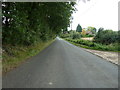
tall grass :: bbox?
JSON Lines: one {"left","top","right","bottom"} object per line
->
{"left": 3, "top": 40, "right": 54, "bottom": 74}
{"left": 66, "top": 38, "right": 119, "bottom": 51}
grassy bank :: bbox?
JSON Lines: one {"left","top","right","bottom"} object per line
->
{"left": 65, "top": 38, "right": 119, "bottom": 52}
{"left": 3, "top": 39, "right": 55, "bottom": 74}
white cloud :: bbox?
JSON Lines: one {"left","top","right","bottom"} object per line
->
{"left": 70, "top": 0, "right": 119, "bottom": 31}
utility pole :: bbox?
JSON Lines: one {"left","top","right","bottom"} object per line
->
{"left": 70, "top": 17, "right": 73, "bottom": 30}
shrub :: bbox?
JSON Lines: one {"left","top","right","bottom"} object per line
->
{"left": 69, "top": 31, "right": 81, "bottom": 39}
{"left": 66, "top": 38, "right": 119, "bottom": 51}
{"left": 60, "top": 34, "right": 70, "bottom": 38}
{"left": 72, "top": 33, "right": 81, "bottom": 39}
{"left": 94, "top": 30, "right": 118, "bottom": 45}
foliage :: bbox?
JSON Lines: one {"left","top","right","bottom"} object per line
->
{"left": 60, "top": 30, "right": 81, "bottom": 39}
{"left": 2, "top": 2, "right": 76, "bottom": 45}
{"left": 3, "top": 40, "right": 54, "bottom": 74}
{"left": 76, "top": 24, "right": 82, "bottom": 32}
{"left": 94, "top": 29, "right": 118, "bottom": 45}
{"left": 81, "top": 33, "right": 94, "bottom": 37}
{"left": 66, "top": 38, "right": 119, "bottom": 51}
{"left": 72, "top": 32, "right": 81, "bottom": 39}
{"left": 85, "top": 34, "right": 94, "bottom": 37}
{"left": 80, "top": 26, "right": 97, "bottom": 37}
{"left": 60, "top": 33, "right": 70, "bottom": 38}
{"left": 87, "top": 26, "right": 97, "bottom": 34}
{"left": 81, "top": 29, "right": 86, "bottom": 36}
{"left": 62, "top": 27, "right": 68, "bottom": 34}
{"left": 69, "top": 30, "right": 80, "bottom": 39}
{"left": 98, "top": 27, "right": 104, "bottom": 31}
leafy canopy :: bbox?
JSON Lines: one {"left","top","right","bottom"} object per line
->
{"left": 2, "top": 2, "right": 76, "bottom": 45}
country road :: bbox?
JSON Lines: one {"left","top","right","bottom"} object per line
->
{"left": 3, "top": 37, "right": 118, "bottom": 88}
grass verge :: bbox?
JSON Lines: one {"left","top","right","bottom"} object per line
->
{"left": 2, "top": 39, "right": 55, "bottom": 74}
{"left": 65, "top": 38, "right": 119, "bottom": 52}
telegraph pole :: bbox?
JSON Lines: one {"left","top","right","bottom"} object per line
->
{"left": 70, "top": 17, "right": 73, "bottom": 30}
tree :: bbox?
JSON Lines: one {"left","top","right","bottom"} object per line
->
{"left": 76, "top": 24, "right": 82, "bottom": 32}
{"left": 63, "top": 27, "right": 68, "bottom": 34}
{"left": 69, "top": 31, "right": 81, "bottom": 39}
{"left": 94, "top": 29, "right": 118, "bottom": 44}
{"left": 87, "top": 26, "right": 97, "bottom": 34}
{"left": 2, "top": 2, "right": 76, "bottom": 45}
{"left": 98, "top": 27, "right": 104, "bottom": 31}
{"left": 91, "top": 27, "right": 97, "bottom": 34}
{"left": 81, "top": 29, "right": 86, "bottom": 36}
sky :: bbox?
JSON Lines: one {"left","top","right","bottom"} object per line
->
{"left": 69, "top": 0, "right": 119, "bottom": 31}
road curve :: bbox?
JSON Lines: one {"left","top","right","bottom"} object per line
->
{"left": 3, "top": 37, "right": 118, "bottom": 88}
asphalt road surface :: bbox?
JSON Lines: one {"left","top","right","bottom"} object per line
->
{"left": 3, "top": 37, "right": 118, "bottom": 88}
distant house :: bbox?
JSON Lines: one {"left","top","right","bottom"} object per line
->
{"left": 86, "top": 30, "right": 93, "bottom": 35}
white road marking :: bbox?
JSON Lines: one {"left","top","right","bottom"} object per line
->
{"left": 48, "top": 82, "right": 53, "bottom": 85}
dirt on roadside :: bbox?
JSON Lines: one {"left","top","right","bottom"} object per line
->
{"left": 81, "top": 37, "right": 94, "bottom": 41}
{"left": 84, "top": 49, "right": 118, "bottom": 65}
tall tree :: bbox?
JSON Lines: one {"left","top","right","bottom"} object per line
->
{"left": 87, "top": 26, "right": 97, "bottom": 34}
{"left": 76, "top": 24, "right": 82, "bottom": 32}
{"left": 2, "top": 2, "right": 76, "bottom": 45}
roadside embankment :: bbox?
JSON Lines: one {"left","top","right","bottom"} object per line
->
{"left": 84, "top": 48, "right": 118, "bottom": 65}
{"left": 65, "top": 38, "right": 118, "bottom": 52}
{"left": 2, "top": 40, "right": 55, "bottom": 74}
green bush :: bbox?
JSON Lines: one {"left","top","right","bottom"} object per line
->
{"left": 72, "top": 33, "right": 81, "bottom": 39}
{"left": 69, "top": 31, "right": 81, "bottom": 39}
{"left": 94, "top": 29, "right": 118, "bottom": 45}
{"left": 86, "top": 34, "right": 94, "bottom": 37}
{"left": 81, "top": 34, "right": 94, "bottom": 37}
{"left": 66, "top": 38, "right": 119, "bottom": 51}
{"left": 60, "top": 34, "right": 70, "bottom": 38}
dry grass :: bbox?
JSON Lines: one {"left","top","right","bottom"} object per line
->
{"left": 81, "top": 37, "right": 94, "bottom": 41}
{"left": 2, "top": 40, "right": 54, "bottom": 74}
